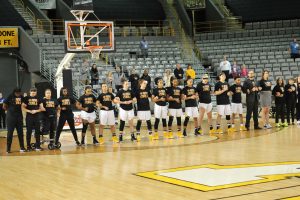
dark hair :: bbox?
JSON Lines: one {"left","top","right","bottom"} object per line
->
{"left": 91, "top": 64, "right": 98, "bottom": 72}
{"left": 121, "top": 78, "right": 128, "bottom": 85}
{"left": 276, "top": 77, "right": 284, "bottom": 86}
{"left": 85, "top": 85, "right": 92, "bottom": 90}
{"left": 261, "top": 69, "right": 269, "bottom": 80}
{"left": 13, "top": 87, "right": 21, "bottom": 93}
{"left": 154, "top": 77, "right": 163, "bottom": 85}
{"left": 138, "top": 79, "right": 146, "bottom": 88}
{"left": 234, "top": 76, "right": 241, "bottom": 80}
{"left": 30, "top": 88, "right": 37, "bottom": 92}
{"left": 60, "top": 87, "right": 68, "bottom": 96}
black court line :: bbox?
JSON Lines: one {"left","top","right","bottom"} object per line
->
{"left": 209, "top": 185, "right": 300, "bottom": 200}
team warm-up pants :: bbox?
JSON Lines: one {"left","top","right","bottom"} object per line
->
{"left": 245, "top": 100, "right": 259, "bottom": 128}
{"left": 26, "top": 114, "right": 41, "bottom": 148}
{"left": 6, "top": 114, "right": 25, "bottom": 151}
{"left": 55, "top": 113, "right": 79, "bottom": 144}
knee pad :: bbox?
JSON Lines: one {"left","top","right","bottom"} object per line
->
{"left": 136, "top": 120, "right": 142, "bottom": 131}
{"left": 146, "top": 120, "right": 152, "bottom": 131}
{"left": 162, "top": 119, "right": 167, "bottom": 127}
{"left": 168, "top": 116, "right": 174, "bottom": 127}
{"left": 82, "top": 123, "right": 88, "bottom": 133}
{"left": 176, "top": 117, "right": 181, "bottom": 126}
{"left": 119, "top": 120, "right": 125, "bottom": 131}
{"left": 184, "top": 117, "right": 190, "bottom": 126}
{"left": 154, "top": 118, "right": 160, "bottom": 130}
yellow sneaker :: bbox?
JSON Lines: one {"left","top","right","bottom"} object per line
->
{"left": 168, "top": 132, "right": 174, "bottom": 139}
{"left": 99, "top": 137, "right": 104, "bottom": 145}
{"left": 136, "top": 135, "right": 141, "bottom": 142}
{"left": 209, "top": 129, "right": 216, "bottom": 134}
{"left": 112, "top": 136, "right": 118, "bottom": 143}
{"left": 149, "top": 134, "right": 154, "bottom": 141}
{"left": 239, "top": 125, "right": 247, "bottom": 131}
{"left": 154, "top": 132, "right": 159, "bottom": 140}
{"left": 177, "top": 131, "right": 184, "bottom": 138}
{"left": 163, "top": 132, "right": 169, "bottom": 139}
{"left": 216, "top": 128, "right": 223, "bottom": 134}
{"left": 228, "top": 127, "right": 236, "bottom": 133}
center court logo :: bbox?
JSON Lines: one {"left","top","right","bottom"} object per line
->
{"left": 136, "top": 162, "right": 300, "bottom": 191}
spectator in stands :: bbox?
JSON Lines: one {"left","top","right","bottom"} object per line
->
{"left": 113, "top": 65, "right": 125, "bottom": 91}
{"left": 163, "top": 69, "right": 172, "bottom": 87}
{"left": 141, "top": 69, "right": 151, "bottom": 92}
{"left": 129, "top": 68, "right": 140, "bottom": 94}
{"left": 289, "top": 38, "right": 300, "bottom": 62}
{"left": 240, "top": 64, "right": 248, "bottom": 78}
{"left": 185, "top": 64, "right": 196, "bottom": 80}
{"left": 219, "top": 55, "right": 231, "bottom": 82}
{"left": 231, "top": 59, "right": 241, "bottom": 79}
{"left": 140, "top": 37, "right": 149, "bottom": 58}
{"left": 174, "top": 64, "right": 184, "bottom": 85}
{"left": 90, "top": 64, "right": 99, "bottom": 86}
{"left": 105, "top": 71, "right": 115, "bottom": 91}
{"left": 81, "top": 59, "right": 90, "bottom": 85}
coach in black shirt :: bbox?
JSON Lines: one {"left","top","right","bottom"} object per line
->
{"left": 242, "top": 70, "right": 261, "bottom": 130}
{"left": 174, "top": 64, "right": 184, "bottom": 85}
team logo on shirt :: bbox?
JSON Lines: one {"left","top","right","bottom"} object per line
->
{"left": 265, "top": 81, "right": 271, "bottom": 87}
{"left": 15, "top": 98, "right": 22, "bottom": 105}
{"left": 291, "top": 86, "right": 296, "bottom": 91}
{"left": 203, "top": 85, "right": 210, "bottom": 92}
{"left": 140, "top": 91, "right": 149, "bottom": 99}
{"left": 187, "top": 89, "right": 195, "bottom": 95}
{"left": 280, "top": 87, "right": 284, "bottom": 92}
{"left": 158, "top": 90, "right": 166, "bottom": 97}
{"left": 235, "top": 86, "right": 242, "bottom": 93}
{"left": 62, "top": 99, "right": 70, "bottom": 105}
{"left": 46, "top": 101, "right": 55, "bottom": 108}
{"left": 222, "top": 85, "right": 228, "bottom": 91}
{"left": 28, "top": 98, "right": 38, "bottom": 105}
{"left": 173, "top": 89, "right": 181, "bottom": 96}
{"left": 123, "top": 92, "right": 131, "bottom": 99}
{"left": 103, "top": 95, "right": 112, "bottom": 101}
{"left": 84, "top": 97, "right": 94, "bottom": 104}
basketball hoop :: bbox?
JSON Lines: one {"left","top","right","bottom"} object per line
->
{"left": 88, "top": 46, "right": 103, "bottom": 60}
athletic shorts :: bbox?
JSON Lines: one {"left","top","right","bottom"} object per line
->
{"left": 154, "top": 104, "right": 168, "bottom": 119}
{"left": 231, "top": 103, "right": 243, "bottom": 114}
{"left": 199, "top": 103, "right": 213, "bottom": 113}
{"left": 99, "top": 110, "right": 115, "bottom": 126}
{"left": 217, "top": 105, "right": 232, "bottom": 116}
{"left": 137, "top": 111, "right": 151, "bottom": 121}
{"left": 119, "top": 108, "right": 134, "bottom": 121}
{"left": 185, "top": 107, "right": 199, "bottom": 118}
{"left": 80, "top": 111, "right": 96, "bottom": 123}
{"left": 169, "top": 108, "right": 183, "bottom": 117}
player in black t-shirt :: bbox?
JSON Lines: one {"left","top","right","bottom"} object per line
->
{"left": 229, "top": 76, "right": 247, "bottom": 131}
{"left": 55, "top": 87, "right": 80, "bottom": 147}
{"left": 167, "top": 77, "right": 183, "bottom": 138}
{"left": 3, "top": 88, "right": 26, "bottom": 153}
{"left": 22, "top": 88, "right": 45, "bottom": 151}
{"left": 77, "top": 86, "right": 98, "bottom": 145}
{"left": 285, "top": 78, "right": 297, "bottom": 125}
{"left": 182, "top": 77, "right": 199, "bottom": 137}
{"left": 272, "top": 77, "right": 287, "bottom": 127}
{"left": 196, "top": 74, "right": 213, "bottom": 135}
{"left": 41, "top": 89, "right": 58, "bottom": 148}
{"left": 258, "top": 70, "right": 272, "bottom": 129}
{"left": 135, "top": 79, "right": 153, "bottom": 141}
{"left": 214, "top": 73, "right": 232, "bottom": 134}
{"left": 115, "top": 79, "right": 137, "bottom": 142}
{"left": 152, "top": 78, "right": 168, "bottom": 140}
{"left": 97, "top": 83, "right": 118, "bottom": 144}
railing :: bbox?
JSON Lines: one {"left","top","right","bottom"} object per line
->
{"left": 194, "top": 17, "right": 242, "bottom": 33}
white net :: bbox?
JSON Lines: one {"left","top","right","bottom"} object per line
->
{"left": 89, "top": 47, "right": 103, "bottom": 60}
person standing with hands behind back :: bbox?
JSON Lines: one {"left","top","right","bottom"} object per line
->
{"left": 140, "top": 36, "right": 149, "bottom": 58}
{"left": 174, "top": 64, "right": 184, "bottom": 85}
{"left": 90, "top": 64, "right": 99, "bottom": 87}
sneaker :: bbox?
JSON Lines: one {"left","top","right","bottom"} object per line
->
{"left": 177, "top": 131, "right": 184, "bottom": 138}
{"left": 136, "top": 135, "right": 141, "bottom": 142}
{"left": 183, "top": 129, "right": 187, "bottom": 137}
{"left": 99, "top": 137, "right": 104, "bottom": 145}
{"left": 195, "top": 129, "right": 201, "bottom": 136}
{"left": 263, "top": 124, "right": 267, "bottom": 129}
{"left": 254, "top": 126, "right": 262, "bottom": 130}
{"left": 275, "top": 123, "right": 281, "bottom": 128}
{"left": 6, "top": 151, "right": 11, "bottom": 154}
{"left": 148, "top": 134, "right": 154, "bottom": 141}
{"left": 35, "top": 147, "right": 43, "bottom": 151}
{"left": 227, "top": 127, "right": 236, "bottom": 133}
{"left": 282, "top": 122, "right": 288, "bottom": 127}
{"left": 266, "top": 124, "right": 272, "bottom": 129}
{"left": 163, "top": 132, "right": 169, "bottom": 139}
{"left": 209, "top": 129, "right": 216, "bottom": 134}
{"left": 216, "top": 128, "right": 223, "bottom": 134}
{"left": 118, "top": 134, "right": 123, "bottom": 142}
{"left": 93, "top": 137, "right": 100, "bottom": 145}
{"left": 112, "top": 136, "right": 118, "bottom": 143}
{"left": 26, "top": 146, "right": 33, "bottom": 151}
{"left": 154, "top": 132, "right": 160, "bottom": 140}
{"left": 76, "top": 141, "right": 81, "bottom": 146}
{"left": 20, "top": 148, "right": 26, "bottom": 153}
{"left": 168, "top": 132, "right": 174, "bottom": 139}
{"left": 239, "top": 125, "right": 247, "bottom": 131}
{"left": 131, "top": 134, "right": 137, "bottom": 141}
{"left": 297, "top": 121, "right": 300, "bottom": 126}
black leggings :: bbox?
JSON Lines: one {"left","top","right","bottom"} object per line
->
{"left": 275, "top": 103, "right": 285, "bottom": 123}
{"left": 6, "top": 115, "right": 24, "bottom": 151}
{"left": 297, "top": 102, "right": 300, "bottom": 121}
{"left": 136, "top": 120, "right": 152, "bottom": 133}
{"left": 286, "top": 101, "right": 296, "bottom": 123}
{"left": 26, "top": 114, "right": 41, "bottom": 148}
{"left": 0, "top": 108, "right": 6, "bottom": 128}
{"left": 119, "top": 120, "right": 125, "bottom": 132}
{"left": 154, "top": 118, "right": 167, "bottom": 130}
{"left": 42, "top": 115, "right": 56, "bottom": 143}
{"left": 55, "top": 113, "right": 79, "bottom": 144}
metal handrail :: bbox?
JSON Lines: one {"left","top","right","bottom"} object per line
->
{"left": 26, "top": 7, "right": 36, "bottom": 23}
{"left": 194, "top": 17, "right": 242, "bottom": 33}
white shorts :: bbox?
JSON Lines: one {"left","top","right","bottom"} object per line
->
{"left": 169, "top": 108, "right": 183, "bottom": 117}
{"left": 80, "top": 111, "right": 96, "bottom": 123}
{"left": 217, "top": 105, "right": 232, "bottom": 116}
{"left": 119, "top": 108, "right": 134, "bottom": 121}
{"left": 198, "top": 103, "right": 213, "bottom": 113}
{"left": 185, "top": 107, "right": 199, "bottom": 118}
{"left": 137, "top": 111, "right": 151, "bottom": 121}
{"left": 99, "top": 110, "right": 115, "bottom": 126}
{"left": 154, "top": 104, "right": 168, "bottom": 119}
{"left": 231, "top": 103, "right": 243, "bottom": 114}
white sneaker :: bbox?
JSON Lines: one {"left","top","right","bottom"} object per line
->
{"left": 297, "top": 121, "right": 300, "bottom": 126}
{"left": 266, "top": 124, "right": 272, "bottom": 129}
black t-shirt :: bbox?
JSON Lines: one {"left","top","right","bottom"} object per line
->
{"left": 284, "top": 84, "right": 297, "bottom": 101}
{"left": 42, "top": 98, "right": 58, "bottom": 117}
{"left": 58, "top": 96, "right": 76, "bottom": 114}
{"left": 97, "top": 93, "right": 115, "bottom": 111}
{"left": 167, "top": 86, "right": 182, "bottom": 109}
{"left": 129, "top": 74, "right": 139, "bottom": 91}
{"left": 116, "top": 89, "right": 134, "bottom": 111}
{"left": 297, "top": 83, "right": 300, "bottom": 101}
{"left": 174, "top": 68, "right": 184, "bottom": 80}
{"left": 272, "top": 85, "right": 285, "bottom": 104}
{"left": 214, "top": 81, "right": 230, "bottom": 105}
{"left": 230, "top": 84, "right": 242, "bottom": 104}
{"left": 79, "top": 94, "right": 96, "bottom": 113}
{"left": 152, "top": 87, "right": 167, "bottom": 106}
{"left": 24, "top": 96, "right": 42, "bottom": 111}
{"left": 182, "top": 86, "right": 197, "bottom": 107}
{"left": 196, "top": 82, "right": 211, "bottom": 104}
{"left": 4, "top": 94, "right": 24, "bottom": 116}
{"left": 258, "top": 79, "right": 272, "bottom": 91}
{"left": 135, "top": 88, "right": 151, "bottom": 111}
